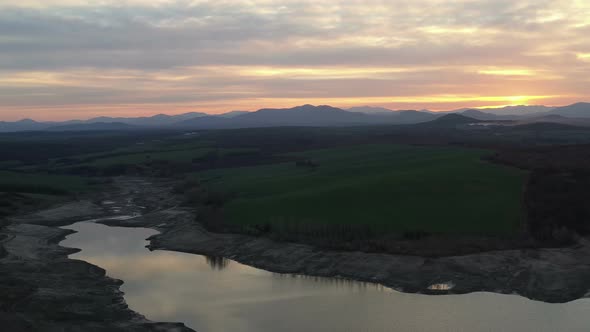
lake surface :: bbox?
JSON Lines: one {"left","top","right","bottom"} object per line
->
{"left": 61, "top": 222, "right": 590, "bottom": 332}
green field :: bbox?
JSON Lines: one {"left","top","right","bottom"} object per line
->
{"left": 199, "top": 144, "right": 526, "bottom": 234}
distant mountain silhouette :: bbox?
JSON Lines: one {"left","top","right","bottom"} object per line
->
{"left": 1, "top": 102, "right": 590, "bottom": 132}
{"left": 529, "top": 114, "right": 568, "bottom": 121}
{"left": 47, "top": 122, "right": 137, "bottom": 131}
{"left": 346, "top": 107, "right": 438, "bottom": 123}
{"left": 175, "top": 115, "right": 233, "bottom": 129}
{"left": 459, "top": 109, "right": 525, "bottom": 121}
{"left": 86, "top": 112, "right": 207, "bottom": 126}
{"left": 0, "top": 119, "right": 51, "bottom": 132}
{"left": 174, "top": 105, "right": 440, "bottom": 129}
{"left": 236, "top": 104, "right": 371, "bottom": 126}
{"left": 391, "top": 110, "right": 438, "bottom": 123}
{"left": 455, "top": 103, "right": 590, "bottom": 120}
{"left": 346, "top": 106, "right": 395, "bottom": 114}
{"left": 217, "top": 111, "right": 250, "bottom": 118}
{"left": 454, "top": 105, "right": 553, "bottom": 116}
{"left": 177, "top": 104, "right": 373, "bottom": 128}
{"left": 549, "top": 102, "right": 590, "bottom": 118}
{"left": 419, "top": 113, "right": 480, "bottom": 127}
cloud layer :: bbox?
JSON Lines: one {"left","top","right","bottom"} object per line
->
{"left": 1, "top": 0, "right": 589, "bottom": 120}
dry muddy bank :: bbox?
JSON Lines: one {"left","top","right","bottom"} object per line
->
{"left": 100, "top": 178, "right": 590, "bottom": 304}
{"left": 3, "top": 175, "right": 590, "bottom": 331}
{"left": 0, "top": 198, "right": 194, "bottom": 331}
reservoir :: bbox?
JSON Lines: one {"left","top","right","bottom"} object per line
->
{"left": 61, "top": 222, "right": 590, "bottom": 332}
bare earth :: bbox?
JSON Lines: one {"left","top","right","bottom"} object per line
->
{"left": 2, "top": 176, "right": 590, "bottom": 330}
{"left": 0, "top": 197, "right": 194, "bottom": 331}
{"left": 101, "top": 178, "right": 590, "bottom": 304}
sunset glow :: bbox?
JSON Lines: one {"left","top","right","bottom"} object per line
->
{"left": 1, "top": 0, "right": 589, "bottom": 120}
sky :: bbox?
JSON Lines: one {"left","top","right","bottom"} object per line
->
{"left": 1, "top": 0, "right": 590, "bottom": 121}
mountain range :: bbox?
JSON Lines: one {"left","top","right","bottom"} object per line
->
{"left": 1, "top": 102, "right": 589, "bottom": 132}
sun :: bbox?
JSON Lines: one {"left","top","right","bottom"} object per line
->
{"left": 507, "top": 96, "right": 529, "bottom": 104}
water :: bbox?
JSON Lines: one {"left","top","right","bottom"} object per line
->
{"left": 61, "top": 222, "right": 590, "bottom": 332}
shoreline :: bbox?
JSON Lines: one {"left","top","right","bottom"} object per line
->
{"left": 2, "top": 175, "right": 590, "bottom": 330}
{"left": 99, "top": 177, "right": 590, "bottom": 304}
{"left": 0, "top": 199, "right": 195, "bottom": 331}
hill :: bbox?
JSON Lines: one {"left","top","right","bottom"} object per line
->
{"left": 549, "top": 102, "right": 590, "bottom": 118}
{"left": 460, "top": 109, "right": 522, "bottom": 121}
{"left": 217, "top": 111, "right": 250, "bottom": 118}
{"left": 391, "top": 110, "right": 438, "bottom": 123}
{"left": 174, "top": 116, "right": 234, "bottom": 129}
{"left": 346, "top": 107, "right": 437, "bottom": 123}
{"left": 419, "top": 113, "right": 480, "bottom": 127}
{"left": 0, "top": 119, "right": 51, "bottom": 132}
{"left": 174, "top": 105, "right": 442, "bottom": 129}
{"left": 47, "top": 122, "right": 137, "bottom": 131}
{"left": 235, "top": 104, "right": 371, "bottom": 126}
{"left": 346, "top": 106, "right": 395, "bottom": 114}
{"left": 4, "top": 102, "right": 590, "bottom": 132}
{"left": 86, "top": 112, "right": 208, "bottom": 126}
{"left": 175, "top": 104, "right": 375, "bottom": 129}
{"left": 454, "top": 105, "right": 553, "bottom": 116}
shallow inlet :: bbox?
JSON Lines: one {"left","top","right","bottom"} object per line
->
{"left": 61, "top": 222, "right": 590, "bottom": 332}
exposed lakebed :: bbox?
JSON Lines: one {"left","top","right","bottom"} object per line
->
{"left": 61, "top": 221, "right": 590, "bottom": 332}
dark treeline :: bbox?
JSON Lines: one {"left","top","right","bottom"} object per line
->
{"left": 490, "top": 146, "right": 590, "bottom": 245}
{"left": 0, "top": 130, "right": 177, "bottom": 164}
{"left": 525, "top": 170, "right": 590, "bottom": 244}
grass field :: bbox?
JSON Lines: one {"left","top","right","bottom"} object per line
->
{"left": 199, "top": 144, "right": 526, "bottom": 234}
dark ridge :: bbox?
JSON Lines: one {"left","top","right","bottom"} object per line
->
{"left": 420, "top": 113, "right": 480, "bottom": 127}
{"left": 46, "top": 122, "right": 137, "bottom": 131}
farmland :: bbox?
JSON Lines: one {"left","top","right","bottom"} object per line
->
{"left": 199, "top": 144, "right": 526, "bottom": 234}
{"left": 1, "top": 124, "right": 587, "bottom": 252}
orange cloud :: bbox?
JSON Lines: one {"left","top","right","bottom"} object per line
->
{"left": 0, "top": 0, "right": 589, "bottom": 120}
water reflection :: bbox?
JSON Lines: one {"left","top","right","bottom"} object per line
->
{"left": 205, "top": 255, "right": 230, "bottom": 270}
{"left": 61, "top": 222, "right": 590, "bottom": 332}
{"left": 427, "top": 282, "right": 455, "bottom": 291}
{"left": 272, "top": 273, "right": 392, "bottom": 292}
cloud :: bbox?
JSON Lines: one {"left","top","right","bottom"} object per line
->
{"left": 0, "top": 0, "right": 589, "bottom": 120}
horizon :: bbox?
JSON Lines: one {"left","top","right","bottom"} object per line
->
{"left": 1, "top": 1, "right": 589, "bottom": 121}
{"left": 0, "top": 102, "right": 579, "bottom": 123}
{"left": 4, "top": 2, "right": 590, "bottom": 331}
